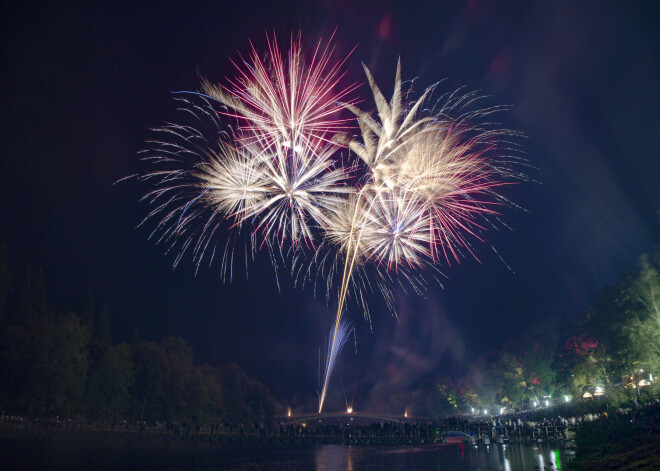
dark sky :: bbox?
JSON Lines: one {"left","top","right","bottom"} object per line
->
{"left": 2, "top": 1, "right": 659, "bottom": 412}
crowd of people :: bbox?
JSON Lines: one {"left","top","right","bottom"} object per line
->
{"left": 2, "top": 398, "right": 659, "bottom": 445}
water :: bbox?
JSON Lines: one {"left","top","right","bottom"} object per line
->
{"left": 0, "top": 435, "right": 575, "bottom": 470}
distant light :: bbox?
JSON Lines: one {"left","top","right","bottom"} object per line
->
{"left": 346, "top": 407, "right": 353, "bottom": 414}
{"left": 533, "top": 401, "right": 538, "bottom": 407}
{"left": 500, "top": 407, "right": 505, "bottom": 414}
{"left": 484, "top": 410, "right": 488, "bottom": 415}
{"left": 545, "top": 400, "right": 549, "bottom": 407}
{"left": 564, "top": 395, "right": 570, "bottom": 403}
{"left": 404, "top": 410, "right": 408, "bottom": 418}
{"left": 471, "top": 408, "right": 475, "bottom": 414}
{"left": 594, "top": 387, "right": 604, "bottom": 396}
{"left": 583, "top": 392, "right": 593, "bottom": 398}
{"left": 640, "top": 369, "right": 644, "bottom": 373}
{"left": 287, "top": 408, "right": 291, "bottom": 417}
{"left": 651, "top": 374, "right": 654, "bottom": 382}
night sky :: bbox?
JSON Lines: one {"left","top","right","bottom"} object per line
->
{"left": 2, "top": 1, "right": 659, "bottom": 412}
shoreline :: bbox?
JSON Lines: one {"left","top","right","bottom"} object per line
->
{"left": 0, "top": 420, "right": 577, "bottom": 447}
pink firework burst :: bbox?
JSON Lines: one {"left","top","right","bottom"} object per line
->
{"left": 203, "top": 32, "right": 358, "bottom": 152}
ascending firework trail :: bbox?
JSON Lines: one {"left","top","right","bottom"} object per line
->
{"left": 135, "top": 33, "right": 526, "bottom": 413}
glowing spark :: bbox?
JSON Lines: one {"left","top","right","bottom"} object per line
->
{"left": 202, "top": 32, "right": 357, "bottom": 151}
{"left": 318, "top": 318, "right": 353, "bottom": 413}
{"left": 135, "top": 34, "right": 525, "bottom": 414}
{"left": 317, "top": 62, "right": 524, "bottom": 412}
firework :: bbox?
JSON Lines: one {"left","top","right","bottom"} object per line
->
{"left": 140, "top": 34, "right": 358, "bottom": 283}
{"left": 201, "top": 32, "right": 357, "bottom": 151}
{"left": 206, "top": 132, "right": 352, "bottom": 247}
{"left": 136, "top": 35, "right": 524, "bottom": 414}
{"left": 318, "top": 318, "right": 353, "bottom": 413}
{"left": 202, "top": 33, "right": 359, "bottom": 248}
{"left": 316, "top": 62, "right": 523, "bottom": 412}
{"left": 138, "top": 96, "right": 253, "bottom": 279}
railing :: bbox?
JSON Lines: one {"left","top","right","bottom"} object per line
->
{"left": 278, "top": 411, "right": 420, "bottom": 425}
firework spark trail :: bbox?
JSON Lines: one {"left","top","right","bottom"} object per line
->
{"left": 319, "top": 318, "right": 354, "bottom": 412}
{"left": 317, "top": 62, "right": 524, "bottom": 412}
{"left": 136, "top": 34, "right": 525, "bottom": 414}
{"left": 318, "top": 192, "right": 366, "bottom": 412}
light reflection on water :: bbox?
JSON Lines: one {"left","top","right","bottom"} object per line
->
{"left": 0, "top": 435, "right": 575, "bottom": 470}
{"left": 503, "top": 451, "right": 512, "bottom": 471}
{"left": 315, "top": 444, "right": 353, "bottom": 471}
{"left": 311, "top": 442, "right": 573, "bottom": 471}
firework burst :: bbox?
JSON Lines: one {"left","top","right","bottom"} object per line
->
{"left": 315, "top": 61, "right": 524, "bottom": 412}
{"left": 202, "top": 32, "right": 357, "bottom": 151}
{"left": 135, "top": 34, "right": 525, "bottom": 414}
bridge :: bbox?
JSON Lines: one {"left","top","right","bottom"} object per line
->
{"left": 278, "top": 410, "right": 428, "bottom": 425}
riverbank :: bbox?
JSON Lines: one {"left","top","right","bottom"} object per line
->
{"left": 0, "top": 415, "right": 574, "bottom": 447}
{"left": 2, "top": 399, "right": 658, "bottom": 450}
{"left": 568, "top": 402, "right": 660, "bottom": 470}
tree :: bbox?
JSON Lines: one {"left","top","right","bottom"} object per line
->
{"left": 89, "top": 304, "right": 112, "bottom": 363}
{"left": 623, "top": 255, "right": 660, "bottom": 381}
{"left": 456, "top": 376, "right": 481, "bottom": 410}
{"left": 199, "top": 364, "right": 225, "bottom": 422}
{"left": 131, "top": 340, "right": 170, "bottom": 420}
{"left": 46, "top": 312, "right": 92, "bottom": 415}
{"left": 86, "top": 343, "right": 135, "bottom": 421}
{"left": 219, "top": 363, "right": 252, "bottom": 424}
{"left": 219, "top": 362, "right": 277, "bottom": 424}
{"left": 244, "top": 377, "right": 277, "bottom": 424}
{"left": 7, "top": 266, "right": 55, "bottom": 415}
{"left": 587, "top": 284, "right": 630, "bottom": 385}
{"left": 495, "top": 352, "right": 526, "bottom": 406}
{"left": 161, "top": 336, "right": 194, "bottom": 420}
{"left": 552, "top": 309, "right": 606, "bottom": 397}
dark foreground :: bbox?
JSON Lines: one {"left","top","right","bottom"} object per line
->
{"left": 568, "top": 406, "right": 660, "bottom": 471}
{"left": 0, "top": 433, "right": 574, "bottom": 471}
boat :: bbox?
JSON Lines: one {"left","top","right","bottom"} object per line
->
{"left": 437, "top": 431, "right": 475, "bottom": 444}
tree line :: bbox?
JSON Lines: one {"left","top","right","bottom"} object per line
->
{"left": 2, "top": 238, "right": 658, "bottom": 423}
{"left": 0, "top": 242, "right": 277, "bottom": 425}
{"left": 390, "top": 246, "right": 660, "bottom": 417}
